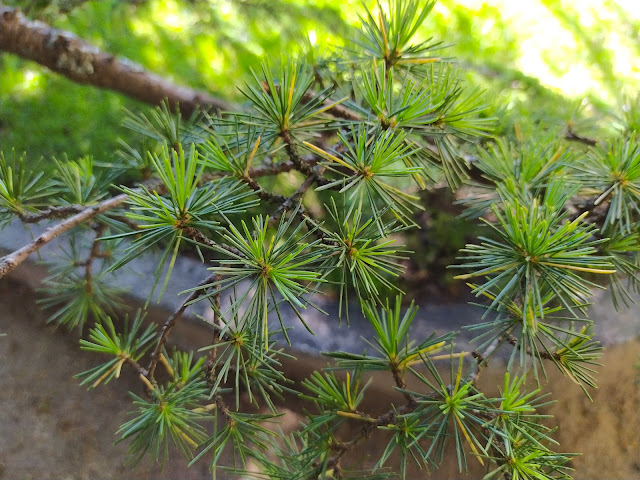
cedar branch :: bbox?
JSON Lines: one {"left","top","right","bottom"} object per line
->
{"left": 1, "top": 161, "right": 289, "bottom": 278}
{"left": 0, "top": 193, "right": 129, "bottom": 278}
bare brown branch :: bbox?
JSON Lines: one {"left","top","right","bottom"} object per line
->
{"left": 0, "top": 7, "right": 232, "bottom": 117}
{"left": 18, "top": 204, "right": 85, "bottom": 223}
{"left": 147, "top": 273, "right": 218, "bottom": 380}
{"left": 566, "top": 127, "right": 598, "bottom": 147}
{"left": 0, "top": 193, "right": 129, "bottom": 278}
{"left": 0, "top": 159, "right": 296, "bottom": 279}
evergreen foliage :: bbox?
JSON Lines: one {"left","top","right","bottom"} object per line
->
{"left": 2, "top": 1, "right": 640, "bottom": 479}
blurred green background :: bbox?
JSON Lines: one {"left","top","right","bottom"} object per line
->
{"left": 3, "top": 0, "right": 640, "bottom": 159}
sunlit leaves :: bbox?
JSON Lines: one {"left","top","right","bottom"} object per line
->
{"left": 315, "top": 200, "right": 408, "bottom": 319}
{"left": 354, "top": 0, "right": 441, "bottom": 68}
{"left": 77, "top": 311, "right": 156, "bottom": 388}
{"left": 424, "top": 65, "right": 493, "bottom": 140}
{"left": 462, "top": 135, "right": 570, "bottom": 218}
{"left": 122, "top": 100, "right": 209, "bottom": 147}
{"left": 199, "top": 125, "right": 263, "bottom": 177}
{"left": 2, "top": 1, "right": 634, "bottom": 478}
{"left": 574, "top": 135, "right": 640, "bottom": 234}
{"left": 414, "top": 66, "right": 493, "bottom": 188}
{"left": 496, "top": 372, "right": 550, "bottom": 416}
{"left": 186, "top": 212, "right": 323, "bottom": 346}
{"left": 104, "top": 143, "right": 256, "bottom": 300}
{"left": 0, "top": 150, "right": 55, "bottom": 225}
{"left": 308, "top": 127, "right": 423, "bottom": 227}
{"left": 236, "top": 62, "right": 340, "bottom": 145}
{"left": 355, "top": 65, "right": 444, "bottom": 131}
{"left": 454, "top": 196, "right": 615, "bottom": 321}
{"left": 54, "top": 155, "right": 122, "bottom": 205}
{"left": 474, "top": 136, "right": 568, "bottom": 192}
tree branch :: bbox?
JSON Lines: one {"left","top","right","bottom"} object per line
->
{"left": 467, "top": 337, "right": 502, "bottom": 385}
{"left": 282, "top": 130, "right": 315, "bottom": 177}
{"left": 18, "top": 204, "right": 85, "bottom": 222}
{"left": 0, "top": 159, "right": 293, "bottom": 278}
{"left": 0, "top": 193, "right": 129, "bottom": 278}
{"left": 147, "top": 273, "right": 218, "bottom": 380}
{"left": 0, "top": 7, "right": 233, "bottom": 117}
{"left": 84, "top": 223, "right": 107, "bottom": 293}
{"left": 240, "top": 173, "right": 287, "bottom": 205}
{"left": 268, "top": 173, "right": 315, "bottom": 227}
{"left": 566, "top": 127, "right": 598, "bottom": 147}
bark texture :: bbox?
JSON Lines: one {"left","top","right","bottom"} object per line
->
{"left": 0, "top": 7, "right": 232, "bottom": 116}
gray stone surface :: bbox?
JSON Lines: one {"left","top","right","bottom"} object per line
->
{"left": 1, "top": 219, "right": 638, "bottom": 359}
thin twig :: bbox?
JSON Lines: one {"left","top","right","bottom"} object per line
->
{"left": 206, "top": 274, "right": 223, "bottom": 387}
{"left": 199, "top": 161, "right": 298, "bottom": 185}
{"left": 390, "top": 364, "right": 417, "bottom": 407}
{"left": 18, "top": 204, "right": 85, "bottom": 223}
{"left": 282, "top": 130, "right": 315, "bottom": 177}
{"left": 1, "top": 177, "right": 166, "bottom": 278}
{"left": 503, "top": 334, "right": 560, "bottom": 361}
{"left": 181, "top": 227, "right": 245, "bottom": 258}
{"left": 241, "top": 173, "right": 288, "bottom": 204}
{"left": 320, "top": 400, "right": 420, "bottom": 470}
{"left": 566, "top": 127, "right": 597, "bottom": 147}
{"left": 84, "top": 223, "right": 107, "bottom": 293}
{"left": 467, "top": 337, "right": 502, "bottom": 385}
{"left": 281, "top": 131, "right": 338, "bottom": 191}
{"left": 0, "top": 193, "right": 129, "bottom": 278}
{"left": 147, "top": 273, "right": 219, "bottom": 380}
{"left": 268, "top": 174, "right": 316, "bottom": 227}
{"left": 125, "top": 356, "right": 149, "bottom": 378}
{"left": 300, "top": 90, "right": 362, "bottom": 122}
{"left": 106, "top": 214, "right": 141, "bottom": 231}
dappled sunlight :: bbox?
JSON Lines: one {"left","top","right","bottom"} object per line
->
{"left": 2, "top": 66, "right": 46, "bottom": 98}
{"left": 432, "top": 0, "right": 640, "bottom": 103}
{"left": 4, "top": 0, "right": 640, "bottom": 158}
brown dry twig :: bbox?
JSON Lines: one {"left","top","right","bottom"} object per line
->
{"left": 0, "top": 193, "right": 130, "bottom": 278}
{"left": 0, "top": 7, "right": 233, "bottom": 116}
{"left": 147, "top": 272, "right": 219, "bottom": 380}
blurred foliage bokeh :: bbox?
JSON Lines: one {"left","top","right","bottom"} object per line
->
{"left": 3, "top": 0, "right": 640, "bottom": 159}
{"left": 2, "top": 0, "right": 640, "bottom": 296}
